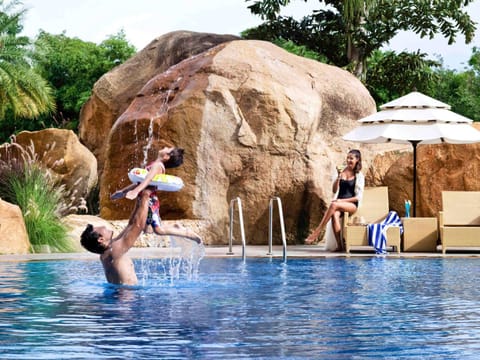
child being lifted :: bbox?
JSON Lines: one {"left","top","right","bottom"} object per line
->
{"left": 111, "top": 146, "right": 202, "bottom": 244}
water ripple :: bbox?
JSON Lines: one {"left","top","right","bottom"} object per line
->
{"left": 0, "top": 258, "right": 479, "bottom": 359}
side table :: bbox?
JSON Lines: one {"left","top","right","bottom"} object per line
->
{"left": 402, "top": 217, "right": 438, "bottom": 252}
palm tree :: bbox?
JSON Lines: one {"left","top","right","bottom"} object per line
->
{"left": 0, "top": 0, "right": 54, "bottom": 119}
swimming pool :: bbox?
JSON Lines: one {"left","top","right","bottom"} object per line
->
{"left": 0, "top": 257, "right": 479, "bottom": 359}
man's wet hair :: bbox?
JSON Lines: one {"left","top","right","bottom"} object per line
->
{"left": 80, "top": 224, "right": 105, "bottom": 254}
{"left": 164, "top": 147, "right": 184, "bottom": 168}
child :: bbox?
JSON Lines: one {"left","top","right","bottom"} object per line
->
{"left": 111, "top": 146, "right": 202, "bottom": 244}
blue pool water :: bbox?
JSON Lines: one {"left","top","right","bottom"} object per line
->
{"left": 0, "top": 257, "right": 479, "bottom": 359}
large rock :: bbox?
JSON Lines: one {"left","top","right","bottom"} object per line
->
{"left": 381, "top": 139, "right": 480, "bottom": 217}
{"left": 78, "top": 31, "right": 240, "bottom": 172}
{"left": 0, "top": 199, "right": 30, "bottom": 254}
{"left": 364, "top": 148, "right": 409, "bottom": 187}
{"left": 100, "top": 39, "right": 382, "bottom": 245}
{"left": 12, "top": 129, "right": 98, "bottom": 207}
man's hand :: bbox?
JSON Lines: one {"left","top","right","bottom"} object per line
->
{"left": 142, "top": 186, "right": 155, "bottom": 196}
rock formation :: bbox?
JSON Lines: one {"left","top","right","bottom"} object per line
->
{"left": 98, "top": 38, "right": 380, "bottom": 245}
{"left": 0, "top": 199, "right": 30, "bottom": 254}
{"left": 79, "top": 31, "right": 239, "bottom": 172}
{"left": 13, "top": 129, "right": 98, "bottom": 207}
{"left": 381, "top": 140, "right": 480, "bottom": 217}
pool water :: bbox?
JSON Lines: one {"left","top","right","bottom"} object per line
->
{"left": 0, "top": 257, "right": 479, "bottom": 359}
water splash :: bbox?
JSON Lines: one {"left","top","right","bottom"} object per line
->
{"left": 133, "top": 116, "right": 139, "bottom": 166}
{"left": 168, "top": 237, "right": 205, "bottom": 283}
{"left": 141, "top": 116, "right": 155, "bottom": 168}
{"left": 138, "top": 236, "right": 205, "bottom": 285}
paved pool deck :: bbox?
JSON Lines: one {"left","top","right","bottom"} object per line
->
{"left": 1, "top": 245, "right": 480, "bottom": 261}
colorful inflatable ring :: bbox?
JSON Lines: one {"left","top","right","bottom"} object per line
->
{"left": 128, "top": 168, "right": 184, "bottom": 192}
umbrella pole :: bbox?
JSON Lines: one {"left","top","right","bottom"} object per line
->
{"left": 410, "top": 140, "right": 420, "bottom": 217}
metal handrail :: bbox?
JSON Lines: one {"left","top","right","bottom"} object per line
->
{"left": 228, "top": 197, "right": 246, "bottom": 260}
{"left": 268, "top": 197, "right": 287, "bottom": 262}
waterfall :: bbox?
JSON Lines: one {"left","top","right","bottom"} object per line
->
{"left": 141, "top": 89, "right": 173, "bottom": 166}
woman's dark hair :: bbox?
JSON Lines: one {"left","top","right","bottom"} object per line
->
{"left": 164, "top": 148, "right": 184, "bottom": 168}
{"left": 80, "top": 224, "right": 105, "bottom": 254}
{"left": 349, "top": 149, "right": 362, "bottom": 173}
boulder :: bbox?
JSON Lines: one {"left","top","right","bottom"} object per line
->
{"left": 78, "top": 31, "right": 240, "bottom": 172}
{"left": 11, "top": 129, "right": 97, "bottom": 209}
{"left": 381, "top": 140, "right": 480, "bottom": 217}
{"left": 0, "top": 199, "right": 30, "bottom": 254}
{"left": 364, "top": 148, "right": 409, "bottom": 187}
{"left": 99, "top": 38, "right": 386, "bottom": 245}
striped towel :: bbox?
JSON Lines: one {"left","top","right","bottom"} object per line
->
{"left": 367, "top": 211, "right": 403, "bottom": 254}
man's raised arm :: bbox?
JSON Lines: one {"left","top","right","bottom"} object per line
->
{"left": 115, "top": 187, "right": 154, "bottom": 252}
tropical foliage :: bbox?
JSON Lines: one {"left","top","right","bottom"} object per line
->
{"left": 31, "top": 29, "right": 136, "bottom": 130}
{"left": 365, "top": 50, "right": 440, "bottom": 105}
{"left": 0, "top": 28, "right": 135, "bottom": 141}
{"left": 244, "top": 0, "right": 477, "bottom": 79}
{"left": 0, "top": 0, "right": 55, "bottom": 120}
{"left": 428, "top": 48, "right": 480, "bottom": 122}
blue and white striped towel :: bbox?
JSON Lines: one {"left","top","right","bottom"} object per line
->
{"left": 367, "top": 211, "right": 403, "bottom": 254}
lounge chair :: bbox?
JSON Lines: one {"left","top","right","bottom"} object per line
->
{"left": 439, "top": 191, "right": 480, "bottom": 254}
{"left": 343, "top": 186, "right": 401, "bottom": 254}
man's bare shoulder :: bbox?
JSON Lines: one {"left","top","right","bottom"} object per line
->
{"left": 101, "top": 248, "right": 137, "bottom": 285}
{"left": 108, "top": 234, "right": 133, "bottom": 259}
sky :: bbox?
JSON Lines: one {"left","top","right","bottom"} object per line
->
{"left": 20, "top": 0, "right": 480, "bottom": 71}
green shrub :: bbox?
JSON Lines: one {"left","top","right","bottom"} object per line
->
{"left": 0, "top": 141, "right": 84, "bottom": 253}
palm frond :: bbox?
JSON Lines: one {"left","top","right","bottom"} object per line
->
{"left": 0, "top": 0, "right": 55, "bottom": 119}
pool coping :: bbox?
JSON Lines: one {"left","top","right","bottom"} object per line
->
{"left": 1, "top": 245, "right": 480, "bottom": 261}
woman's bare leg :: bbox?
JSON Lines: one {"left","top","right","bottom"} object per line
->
{"left": 305, "top": 204, "right": 336, "bottom": 244}
{"left": 305, "top": 201, "right": 357, "bottom": 245}
{"left": 331, "top": 211, "right": 342, "bottom": 250}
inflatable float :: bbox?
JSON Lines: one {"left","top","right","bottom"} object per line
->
{"left": 128, "top": 168, "right": 184, "bottom": 192}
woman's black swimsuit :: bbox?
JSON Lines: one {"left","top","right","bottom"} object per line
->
{"left": 338, "top": 177, "right": 358, "bottom": 208}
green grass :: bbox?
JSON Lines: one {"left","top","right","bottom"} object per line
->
{"left": 0, "top": 141, "right": 82, "bottom": 253}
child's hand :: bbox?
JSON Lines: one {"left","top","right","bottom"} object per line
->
{"left": 125, "top": 190, "right": 138, "bottom": 200}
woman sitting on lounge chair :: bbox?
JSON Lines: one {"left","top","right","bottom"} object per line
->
{"left": 305, "top": 149, "right": 364, "bottom": 251}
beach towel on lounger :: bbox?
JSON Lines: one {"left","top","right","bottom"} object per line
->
{"left": 367, "top": 211, "right": 403, "bottom": 254}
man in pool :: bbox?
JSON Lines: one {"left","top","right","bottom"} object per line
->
{"left": 80, "top": 187, "right": 155, "bottom": 286}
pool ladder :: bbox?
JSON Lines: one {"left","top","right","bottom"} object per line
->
{"left": 228, "top": 197, "right": 246, "bottom": 260}
{"left": 267, "top": 197, "right": 287, "bottom": 262}
{"left": 227, "top": 196, "right": 287, "bottom": 261}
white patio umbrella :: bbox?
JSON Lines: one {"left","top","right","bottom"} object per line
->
{"left": 343, "top": 91, "right": 480, "bottom": 216}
